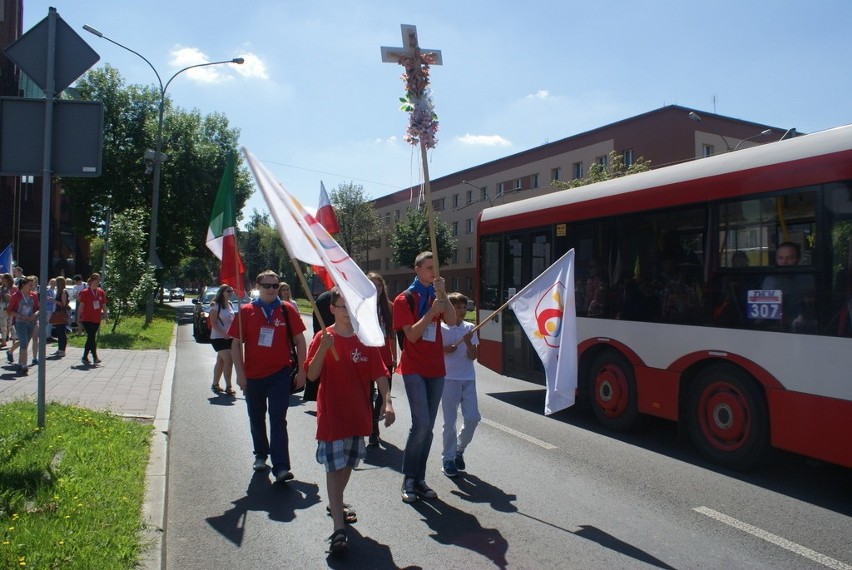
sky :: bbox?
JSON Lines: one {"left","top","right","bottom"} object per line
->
{"left": 22, "top": 1, "right": 852, "bottom": 228}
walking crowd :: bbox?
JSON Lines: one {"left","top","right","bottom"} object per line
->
{"left": 2, "top": 269, "right": 107, "bottom": 376}
{"left": 217, "top": 252, "right": 481, "bottom": 556}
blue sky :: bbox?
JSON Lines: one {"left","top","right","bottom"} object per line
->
{"left": 24, "top": 1, "right": 852, "bottom": 227}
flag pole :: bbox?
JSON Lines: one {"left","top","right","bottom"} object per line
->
{"left": 419, "top": 142, "right": 440, "bottom": 280}
{"left": 290, "top": 259, "right": 338, "bottom": 361}
{"left": 228, "top": 157, "right": 245, "bottom": 364}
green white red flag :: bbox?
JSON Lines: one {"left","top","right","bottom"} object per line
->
{"left": 206, "top": 154, "right": 246, "bottom": 296}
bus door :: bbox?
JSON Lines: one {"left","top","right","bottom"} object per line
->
{"left": 502, "top": 228, "right": 552, "bottom": 382}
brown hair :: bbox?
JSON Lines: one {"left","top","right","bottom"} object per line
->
{"left": 255, "top": 270, "right": 278, "bottom": 284}
{"left": 448, "top": 292, "right": 468, "bottom": 307}
{"left": 414, "top": 251, "right": 433, "bottom": 267}
{"left": 367, "top": 271, "right": 393, "bottom": 337}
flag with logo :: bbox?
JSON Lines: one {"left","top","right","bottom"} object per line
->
{"left": 243, "top": 147, "right": 384, "bottom": 347}
{"left": 0, "top": 244, "right": 11, "bottom": 274}
{"left": 205, "top": 154, "right": 246, "bottom": 296}
{"left": 312, "top": 182, "right": 339, "bottom": 290}
{"left": 507, "top": 249, "right": 577, "bottom": 415}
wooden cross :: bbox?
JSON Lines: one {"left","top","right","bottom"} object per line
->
{"left": 381, "top": 25, "right": 443, "bottom": 279}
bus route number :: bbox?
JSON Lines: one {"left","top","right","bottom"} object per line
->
{"left": 747, "top": 289, "right": 782, "bottom": 320}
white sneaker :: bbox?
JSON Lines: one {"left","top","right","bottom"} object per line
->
{"left": 252, "top": 457, "right": 269, "bottom": 471}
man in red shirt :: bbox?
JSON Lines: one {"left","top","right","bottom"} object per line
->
{"left": 230, "top": 270, "right": 307, "bottom": 483}
{"left": 393, "top": 251, "right": 455, "bottom": 503}
{"left": 306, "top": 287, "right": 395, "bottom": 554}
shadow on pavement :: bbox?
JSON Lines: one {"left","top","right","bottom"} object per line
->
{"left": 361, "top": 440, "right": 403, "bottom": 475}
{"left": 205, "top": 471, "right": 321, "bottom": 546}
{"left": 325, "top": 526, "right": 418, "bottom": 570}
{"left": 448, "top": 472, "right": 517, "bottom": 513}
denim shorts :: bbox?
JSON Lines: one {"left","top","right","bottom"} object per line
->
{"left": 14, "top": 321, "right": 35, "bottom": 348}
{"left": 316, "top": 437, "right": 365, "bottom": 472}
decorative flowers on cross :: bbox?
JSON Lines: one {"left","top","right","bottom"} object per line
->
{"left": 397, "top": 53, "right": 439, "bottom": 149}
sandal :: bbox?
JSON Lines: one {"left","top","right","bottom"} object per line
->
{"left": 225, "top": 388, "right": 237, "bottom": 396}
{"left": 211, "top": 384, "right": 224, "bottom": 393}
{"left": 326, "top": 504, "right": 357, "bottom": 524}
{"left": 328, "top": 529, "right": 347, "bottom": 555}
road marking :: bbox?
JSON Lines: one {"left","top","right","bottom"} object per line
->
{"left": 693, "top": 506, "right": 851, "bottom": 570}
{"left": 481, "top": 418, "right": 557, "bottom": 449}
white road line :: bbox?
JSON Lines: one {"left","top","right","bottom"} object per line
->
{"left": 481, "top": 418, "right": 557, "bottom": 449}
{"left": 694, "top": 506, "right": 851, "bottom": 570}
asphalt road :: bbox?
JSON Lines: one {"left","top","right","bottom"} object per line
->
{"left": 164, "top": 303, "right": 852, "bottom": 569}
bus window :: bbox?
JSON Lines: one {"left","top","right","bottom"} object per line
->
{"left": 825, "top": 182, "right": 852, "bottom": 336}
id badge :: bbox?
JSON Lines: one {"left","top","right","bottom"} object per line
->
{"left": 422, "top": 322, "right": 437, "bottom": 342}
{"left": 258, "top": 326, "right": 275, "bottom": 347}
{"left": 93, "top": 301, "right": 101, "bottom": 310}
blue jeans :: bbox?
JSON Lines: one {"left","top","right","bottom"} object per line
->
{"left": 244, "top": 366, "right": 292, "bottom": 473}
{"left": 402, "top": 374, "right": 444, "bottom": 481}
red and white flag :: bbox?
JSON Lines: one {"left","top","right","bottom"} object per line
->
{"left": 313, "top": 182, "right": 339, "bottom": 290}
{"left": 205, "top": 154, "right": 246, "bottom": 296}
{"left": 507, "top": 249, "right": 577, "bottom": 415}
{"left": 243, "top": 148, "right": 384, "bottom": 347}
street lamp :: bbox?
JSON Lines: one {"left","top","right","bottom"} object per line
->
{"left": 461, "top": 180, "right": 495, "bottom": 207}
{"left": 733, "top": 129, "right": 773, "bottom": 151}
{"left": 83, "top": 24, "right": 244, "bottom": 322}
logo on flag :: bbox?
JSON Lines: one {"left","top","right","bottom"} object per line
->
{"left": 532, "top": 282, "right": 567, "bottom": 348}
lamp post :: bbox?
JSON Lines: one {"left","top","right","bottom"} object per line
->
{"left": 461, "top": 180, "right": 493, "bottom": 207}
{"left": 733, "top": 129, "right": 773, "bottom": 151}
{"left": 82, "top": 25, "right": 244, "bottom": 322}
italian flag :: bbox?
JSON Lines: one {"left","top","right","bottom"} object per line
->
{"left": 206, "top": 154, "right": 246, "bottom": 296}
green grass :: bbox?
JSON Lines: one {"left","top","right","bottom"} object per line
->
{"left": 0, "top": 401, "right": 153, "bottom": 569}
{"left": 67, "top": 304, "right": 176, "bottom": 350}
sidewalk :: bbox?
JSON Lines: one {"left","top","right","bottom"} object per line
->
{"left": 0, "top": 334, "right": 175, "bottom": 570}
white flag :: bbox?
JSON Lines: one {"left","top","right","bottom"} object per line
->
{"left": 243, "top": 147, "right": 385, "bottom": 347}
{"left": 507, "top": 249, "right": 577, "bottom": 415}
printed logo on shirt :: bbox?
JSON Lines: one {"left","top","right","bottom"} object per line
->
{"left": 350, "top": 348, "right": 368, "bottom": 363}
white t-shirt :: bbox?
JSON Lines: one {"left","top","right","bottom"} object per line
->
{"left": 210, "top": 301, "right": 236, "bottom": 339}
{"left": 71, "top": 283, "right": 85, "bottom": 301}
{"left": 441, "top": 320, "right": 478, "bottom": 381}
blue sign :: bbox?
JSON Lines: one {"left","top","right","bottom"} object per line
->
{"left": 747, "top": 289, "right": 782, "bottom": 320}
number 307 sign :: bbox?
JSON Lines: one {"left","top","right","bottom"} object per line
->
{"left": 747, "top": 290, "right": 782, "bottom": 320}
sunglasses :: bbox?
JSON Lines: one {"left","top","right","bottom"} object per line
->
{"left": 259, "top": 282, "right": 279, "bottom": 289}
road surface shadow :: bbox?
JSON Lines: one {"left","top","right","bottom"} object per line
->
{"left": 325, "top": 526, "right": 419, "bottom": 570}
{"left": 205, "top": 470, "right": 321, "bottom": 546}
{"left": 361, "top": 440, "right": 404, "bottom": 475}
{"left": 448, "top": 472, "right": 517, "bottom": 513}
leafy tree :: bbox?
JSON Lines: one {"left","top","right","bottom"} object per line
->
{"left": 241, "top": 210, "right": 291, "bottom": 288}
{"left": 104, "top": 208, "right": 157, "bottom": 331}
{"left": 391, "top": 206, "right": 456, "bottom": 268}
{"left": 60, "top": 65, "right": 253, "bottom": 276}
{"left": 554, "top": 150, "right": 652, "bottom": 190}
{"left": 331, "top": 182, "right": 382, "bottom": 263}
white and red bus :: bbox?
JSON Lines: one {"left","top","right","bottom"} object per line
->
{"left": 477, "top": 124, "right": 852, "bottom": 469}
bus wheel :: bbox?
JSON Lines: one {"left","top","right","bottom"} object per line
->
{"left": 589, "top": 350, "right": 640, "bottom": 431}
{"left": 687, "top": 364, "right": 769, "bottom": 469}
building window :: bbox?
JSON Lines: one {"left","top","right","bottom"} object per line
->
{"left": 466, "top": 218, "right": 473, "bottom": 233}
{"left": 452, "top": 249, "right": 458, "bottom": 264}
{"left": 394, "top": 209, "right": 400, "bottom": 222}
{"left": 702, "top": 144, "right": 715, "bottom": 157}
{"left": 623, "top": 149, "right": 634, "bottom": 167}
{"left": 531, "top": 173, "right": 539, "bottom": 188}
{"left": 466, "top": 190, "right": 473, "bottom": 204}
{"left": 480, "top": 186, "right": 488, "bottom": 201}
{"left": 596, "top": 155, "right": 607, "bottom": 167}
{"left": 451, "top": 276, "right": 459, "bottom": 290}
{"left": 551, "top": 167, "right": 561, "bottom": 182}
{"left": 452, "top": 221, "right": 458, "bottom": 236}
{"left": 384, "top": 213, "right": 390, "bottom": 225}
{"left": 432, "top": 197, "right": 444, "bottom": 211}
{"left": 514, "top": 179, "right": 522, "bottom": 191}
{"left": 497, "top": 182, "right": 505, "bottom": 195}
{"left": 466, "top": 276, "right": 473, "bottom": 292}
{"left": 452, "top": 193, "right": 459, "bottom": 208}
{"left": 385, "top": 257, "right": 390, "bottom": 270}
{"left": 465, "top": 247, "right": 473, "bottom": 263}
{"left": 572, "top": 161, "right": 584, "bottom": 179}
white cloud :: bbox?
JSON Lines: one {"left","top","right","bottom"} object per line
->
{"left": 456, "top": 133, "right": 512, "bottom": 147}
{"left": 168, "top": 46, "right": 255, "bottom": 83}
{"left": 526, "top": 89, "right": 550, "bottom": 99}
{"left": 233, "top": 53, "right": 269, "bottom": 80}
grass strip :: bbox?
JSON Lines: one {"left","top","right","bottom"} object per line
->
{"left": 67, "top": 304, "right": 176, "bottom": 350}
{"left": 0, "top": 401, "right": 152, "bottom": 569}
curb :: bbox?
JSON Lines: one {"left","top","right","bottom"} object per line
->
{"left": 140, "top": 324, "right": 177, "bottom": 570}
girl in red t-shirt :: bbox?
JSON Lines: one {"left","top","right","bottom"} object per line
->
{"left": 76, "top": 273, "right": 108, "bottom": 365}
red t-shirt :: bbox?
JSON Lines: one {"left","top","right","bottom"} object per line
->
{"left": 6, "top": 289, "right": 38, "bottom": 322}
{"left": 77, "top": 287, "right": 107, "bottom": 323}
{"left": 228, "top": 301, "right": 306, "bottom": 379}
{"left": 306, "top": 328, "right": 389, "bottom": 441}
{"left": 392, "top": 290, "right": 445, "bottom": 377}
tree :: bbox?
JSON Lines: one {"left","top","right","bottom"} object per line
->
{"left": 331, "top": 182, "right": 382, "bottom": 263}
{"left": 391, "top": 206, "right": 456, "bottom": 268}
{"left": 60, "top": 65, "right": 253, "bottom": 273}
{"left": 104, "top": 208, "right": 157, "bottom": 331}
{"left": 554, "top": 150, "right": 652, "bottom": 190}
{"left": 241, "top": 210, "right": 291, "bottom": 289}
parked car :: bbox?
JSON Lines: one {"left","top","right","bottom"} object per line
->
{"left": 170, "top": 287, "right": 185, "bottom": 301}
{"left": 192, "top": 286, "right": 249, "bottom": 343}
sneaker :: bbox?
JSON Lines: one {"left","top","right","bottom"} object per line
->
{"left": 81, "top": 357, "right": 91, "bottom": 365}
{"left": 19, "top": 366, "right": 28, "bottom": 376}
{"left": 55, "top": 351, "right": 65, "bottom": 357}
{"left": 367, "top": 434, "right": 379, "bottom": 447}
{"left": 93, "top": 357, "right": 102, "bottom": 364}
{"left": 455, "top": 453, "right": 466, "bottom": 472}
{"left": 401, "top": 477, "right": 418, "bottom": 503}
{"left": 414, "top": 480, "right": 437, "bottom": 499}
{"left": 6, "top": 351, "right": 13, "bottom": 364}
{"left": 252, "top": 457, "right": 269, "bottom": 471}
{"left": 442, "top": 460, "right": 459, "bottom": 478}
{"left": 274, "top": 469, "right": 294, "bottom": 483}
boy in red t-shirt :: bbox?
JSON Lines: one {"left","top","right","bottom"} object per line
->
{"left": 306, "top": 287, "right": 394, "bottom": 555}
